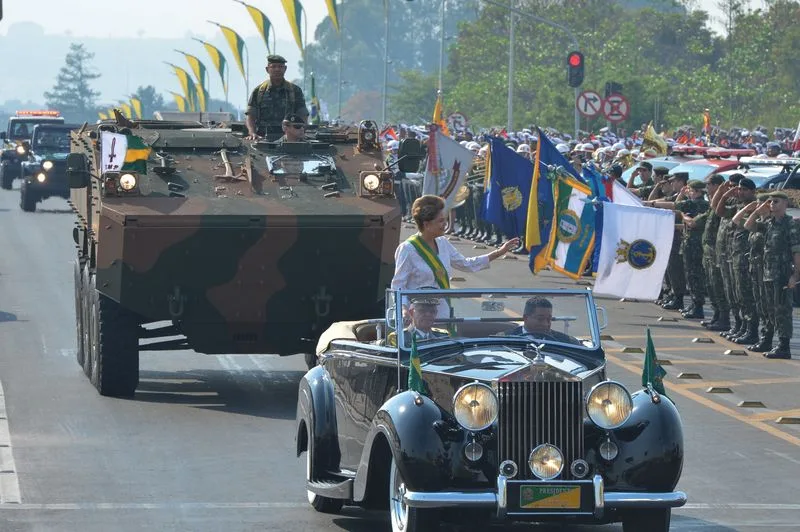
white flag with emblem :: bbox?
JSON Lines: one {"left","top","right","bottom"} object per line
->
{"left": 100, "top": 131, "right": 128, "bottom": 173}
{"left": 423, "top": 128, "right": 474, "bottom": 210}
{"left": 593, "top": 203, "right": 674, "bottom": 301}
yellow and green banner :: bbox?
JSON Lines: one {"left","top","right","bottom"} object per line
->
{"left": 235, "top": 0, "right": 274, "bottom": 52}
{"left": 209, "top": 21, "right": 247, "bottom": 81}
{"left": 122, "top": 134, "right": 152, "bottom": 174}
{"left": 169, "top": 92, "right": 188, "bottom": 113}
{"left": 119, "top": 102, "right": 133, "bottom": 119}
{"left": 193, "top": 38, "right": 229, "bottom": 100}
{"left": 281, "top": 0, "right": 305, "bottom": 51}
{"left": 98, "top": 111, "right": 108, "bottom": 120}
{"left": 325, "top": 0, "right": 339, "bottom": 33}
{"left": 408, "top": 335, "right": 427, "bottom": 395}
{"left": 310, "top": 74, "right": 320, "bottom": 125}
{"left": 129, "top": 98, "right": 142, "bottom": 119}
{"left": 166, "top": 62, "right": 199, "bottom": 112}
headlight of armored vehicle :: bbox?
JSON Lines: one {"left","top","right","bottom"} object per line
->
{"left": 119, "top": 173, "right": 137, "bottom": 191}
{"left": 36, "top": 172, "right": 46, "bottom": 183}
{"left": 15, "top": 145, "right": 26, "bottom": 155}
{"left": 453, "top": 382, "right": 498, "bottom": 431}
{"left": 586, "top": 381, "right": 633, "bottom": 429}
{"left": 42, "top": 160, "right": 54, "bottom": 171}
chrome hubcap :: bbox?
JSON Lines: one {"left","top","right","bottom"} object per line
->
{"left": 390, "top": 461, "right": 409, "bottom": 530}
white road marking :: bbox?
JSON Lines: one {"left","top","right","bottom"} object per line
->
{"left": 40, "top": 334, "right": 48, "bottom": 356}
{"left": 0, "top": 380, "right": 21, "bottom": 503}
{"left": 683, "top": 503, "right": 800, "bottom": 510}
{"left": 60, "top": 348, "right": 77, "bottom": 358}
{"left": 765, "top": 448, "right": 800, "bottom": 466}
{"left": 0, "top": 502, "right": 306, "bottom": 510}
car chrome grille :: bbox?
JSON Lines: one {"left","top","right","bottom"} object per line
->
{"left": 497, "top": 381, "right": 584, "bottom": 480}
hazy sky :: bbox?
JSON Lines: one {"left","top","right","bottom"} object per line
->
{"left": 0, "top": 0, "right": 330, "bottom": 42}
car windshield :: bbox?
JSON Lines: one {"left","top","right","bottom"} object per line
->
{"left": 33, "top": 128, "right": 70, "bottom": 150}
{"left": 668, "top": 162, "right": 717, "bottom": 181}
{"left": 388, "top": 289, "right": 600, "bottom": 351}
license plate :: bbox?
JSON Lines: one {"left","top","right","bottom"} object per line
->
{"left": 519, "top": 485, "right": 581, "bottom": 509}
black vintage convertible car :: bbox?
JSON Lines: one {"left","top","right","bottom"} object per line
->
{"left": 295, "top": 288, "right": 686, "bottom": 531}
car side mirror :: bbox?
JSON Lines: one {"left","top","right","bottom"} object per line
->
{"left": 0, "top": 132, "right": 6, "bottom": 141}
{"left": 66, "top": 153, "right": 90, "bottom": 189}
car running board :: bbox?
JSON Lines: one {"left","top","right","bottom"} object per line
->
{"left": 307, "top": 477, "right": 353, "bottom": 500}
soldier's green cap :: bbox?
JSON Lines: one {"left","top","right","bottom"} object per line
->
{"left": 668, "top": 171, "right": 689, "bottom": 182}
{"left": 756, "top": 193, "right": 770, "bottom": 202}
{"left": 267, "top": 54, "right": 287, "bottom": 64}
{"left": 653, "top": 166, "right": 670, "bottom": 175}
{"left": 767, "top": 191, "right": 789, "bottom": 200}
{"left": 687, "top": 179, "right": 706, "bottom": 190}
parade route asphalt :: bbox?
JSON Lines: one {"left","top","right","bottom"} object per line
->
{"left": 0, "top": 190, "right": 798, "bottom": 531}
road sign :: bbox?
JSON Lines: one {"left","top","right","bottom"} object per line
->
{"left": 602, "top": 93, "right": 630, "bottom": 123}
{"left": 447, "top": 112, "right": 469, "bottom": 132}
{"left": 576, "top": 90, "right": 602, "bottom": 118}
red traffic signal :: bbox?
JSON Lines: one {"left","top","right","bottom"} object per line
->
{"left": 567, "top": 51, "right": 584, "bottom": 88}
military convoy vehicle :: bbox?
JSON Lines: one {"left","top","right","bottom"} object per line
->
{"left": 68, "top": 114, "right": 402, "bottom": 397}
{"left": 19, "top": 122, "right": 78, "bottom": 211}
{"left": 1, "top": 110, "right": 65, "bottom": 190}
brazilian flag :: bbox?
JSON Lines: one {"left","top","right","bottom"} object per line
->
{"left": 642, "top": 328, "right": 668, "bottom": 397}
{"left": 121, "top": 135, "right": 151, "bottom": 175}
{"left": 408, "top": 335, "right": 427, "bottom": 395}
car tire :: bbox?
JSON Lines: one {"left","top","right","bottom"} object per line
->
{"left": 389, "top": 458, "right": 437, "bottom": 532}
{"left": 304, "top": 352, "right": 318, "bottom": 370}
{"left": 622, "top": 508, "right": 671, "bottom": 532}
{"left": 74, "top": 259, "right": 85, "bottom": 368}
{"left": 86, "top": 271, "right": 140, "bottom": 397}
{"left": 20, "top": 183, "right": 36, "bottom": 212}
{"left": 305, "top": 444, "right": 344, "bottom": 514}
{"left": 0, "top": 163, "right": 13, "bottom": 190}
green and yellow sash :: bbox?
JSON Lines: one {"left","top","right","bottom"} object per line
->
{"left": 407, "top": 234, "right": 450, "bottom": 289}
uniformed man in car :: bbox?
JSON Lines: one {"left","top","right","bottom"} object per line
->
{"left": 386, "top": 294, "right": 451, "bottom": 347}
{"left": 504, "top": 297, "right": 580, "bottom": 345}
{"left": 245, "top": 55, "right": 308, "bottom": 140}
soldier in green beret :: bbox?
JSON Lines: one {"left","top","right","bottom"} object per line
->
{"left": 743, "top": 190, "right": 800, "bottom": 358}
{"left": 675, "top": 180, "right": 710, "bottom": 318}
{"left": 735, "top": 193, "right": 771, "bottom": 351}
{"left": 245, "top": 54, "right": 309, "bottom": 140}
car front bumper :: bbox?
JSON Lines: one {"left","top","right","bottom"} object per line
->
{"left": 402, "top": 474, "right": 687, "bottom": 519}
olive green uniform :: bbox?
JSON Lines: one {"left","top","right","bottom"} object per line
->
{"left": 748, "top": 220, "right": 769, "bottom": 340}
{"left": 700, "top": 209, "right": 727, "bottom": 316}
{"left": 246, "top": 80, "right": 308, "bottom": 136}
{"left": 676, "top": 198, "right": 709, "bottom": 307}
{"left": 763, "top": 215, "right": 800, "bottom": 341}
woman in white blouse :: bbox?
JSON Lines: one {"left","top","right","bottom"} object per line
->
{"left": 391, "top": 195, "right": 519, "bottom": 317}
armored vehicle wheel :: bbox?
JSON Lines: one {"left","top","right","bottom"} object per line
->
{"left": 0, "top": 164, "right": 13, "bottom": 190}
{"left": 304, "top": 352, "right": 318, "bottom": 370}
{"left": 389, "top": 458, "right": 437, "bottom": 532}
{"left": 622, "top": 508, "right": 671, "bottom": 532}
{"left": 305, "top": 445, "right": 344, "bottom": 514}
{"left": 20, "top": 183, "right": 36, "bottom": 212}
{"left": 74, "top": 259, "right": 85, "bottom": 368}
{"left": 86, "top": 270, "right": 140, "bottom": 397}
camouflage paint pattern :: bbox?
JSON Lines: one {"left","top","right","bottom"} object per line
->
{"left": 71, "top": 121, "right": 400, "bottom": 355}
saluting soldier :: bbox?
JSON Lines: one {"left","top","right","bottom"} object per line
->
{"left": 739, "top": 194, "right": 771, "bottom": 351}
{"left": 714, "top": 175, "right": 744, "bottom": 339}
{"left": 698, "top": 175, "right": 730, "bottom": 330}
{"left": 727, "top": 178, "right": 759, "bottom": 344}
{"left": 675, "top": 180, "right": 710, "bottom": 319}
{"left": 744, "top": 191, "right": 800, "bottom": 359}
{"left": 245, "top": 55, "right": 309, "bottom": 140}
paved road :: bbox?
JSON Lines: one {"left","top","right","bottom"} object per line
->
{"left": 0, "top": 187, "right": 798, "bottom": 531}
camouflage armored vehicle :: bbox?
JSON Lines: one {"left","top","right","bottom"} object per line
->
{"left": 68, "top": 115, "right": 400, "bottom": 397}
{"left": 1, "top": 111, "right": 65, "bottom": 190}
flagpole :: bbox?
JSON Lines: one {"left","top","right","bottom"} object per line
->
{"left": 507, "top": 1, "right": 515, "bottom": 133}
{"left": 382, "top": 0, "right": 389, "bottom": 125}
{"left": 337, "top": 0, "right": 343, "bottom": 121}
{"left": 243, "top": 41, "right": 250, "bottom": 121}
{"left": 303, "top": 6, "right": 308, "bottom": 94}
{"left": 438, "top": 0, "right": 445, "bottom": 93}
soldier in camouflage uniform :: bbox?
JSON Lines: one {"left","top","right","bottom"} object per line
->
{"left": 744, "top": 191, "right": 800, "bottom": 359}
{"left": 245, "top": 55, "right": 308, "bottom": 140}
{"left": 646, "top": 172, "right": 688, "bottom": 310}
{"left": 697, "top": 175, "right": 729, "bottom": 330}
{"left": 727, "top": 178, "right": 759, "bottom": 344}
{"left": 738, "top": 194, "right": 771, "bottom": 351}
{"left": 714, "top": 175, "right": 744, "bottom": 339}
{"left": 675, "top": 180, "right": 710, "bottom": 318}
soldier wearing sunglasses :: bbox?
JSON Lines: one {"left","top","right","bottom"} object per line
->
{"left": 277, "top": 113, "right": 309, "bottom": 143}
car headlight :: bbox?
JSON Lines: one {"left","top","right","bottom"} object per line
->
{"left": 586, "top": 381, "right": 633, "bottom": 429}
{"left": 529, "top": 444, "right": 564, "bottom": 480}
{"left": 42, "top": 161, "right": 54, "bottom": 171}
{"left": 119, "top": 173, "right": 137, "bottom": 191}
{"left": 36, "top": 172, "right": 46, "bottom": 183}
{"left": 15, "top": 145, "right": 26, "bottom": 155}
{"left": 452, "top": 382, "right": 498, "bottom": 431}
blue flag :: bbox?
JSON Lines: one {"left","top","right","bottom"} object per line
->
{"left": 529, "top": 129, "right": 579, "bottom": 273}
{"left": 582, "top": 164, "right": 609, "bottom": 273}
{"left": 482, "top": 137, "right": 532, "bottom": 238}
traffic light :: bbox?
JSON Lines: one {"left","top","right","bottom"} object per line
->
{"left": 567, "top": 51, "right": 584, "bottom": 88}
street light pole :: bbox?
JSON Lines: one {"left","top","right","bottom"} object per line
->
{"left": 507, "top": 1, "right": 514, "bottom": 133}
{"left": 438, "top": 0, "right": 445, "bottom": 93}
{"left": 382, "top": 0, "right": 389, "bottom": 124}
{"left": 481, "top": 0, "right": 580, "bottom": 138}
{"left": 337, "top": 1, "right": 344, "bottom": 119}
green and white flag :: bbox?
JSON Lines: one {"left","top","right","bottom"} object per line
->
{"left": 544, "top": 175, "right": 595, "bottom": 280}
{"left": 100, "top": 132, "right": 151, "bottom": 175}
